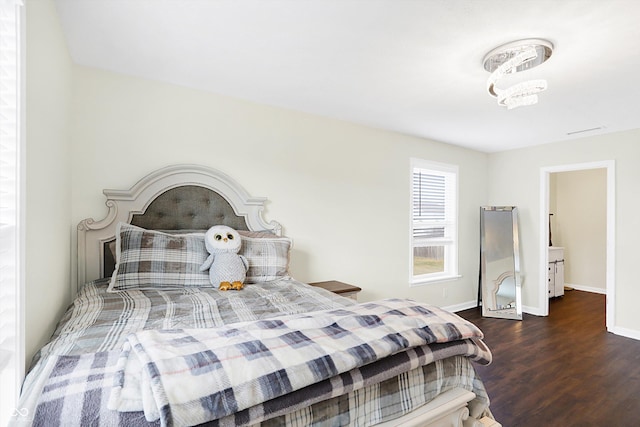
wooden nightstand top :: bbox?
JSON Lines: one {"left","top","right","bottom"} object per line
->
{"left": 308, "top": 280, "right": 362, "bottom": 295}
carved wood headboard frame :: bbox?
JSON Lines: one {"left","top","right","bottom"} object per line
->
{"left": 76, "top": 164, "right": 282, "bottom": 295}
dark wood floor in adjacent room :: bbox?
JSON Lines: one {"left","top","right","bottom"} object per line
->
{"left": 457, "top": 290, "right": 640, "bottom": 427}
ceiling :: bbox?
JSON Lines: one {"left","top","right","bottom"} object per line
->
{"left": 53, "top": 0, "right": 640, "bottom": 153}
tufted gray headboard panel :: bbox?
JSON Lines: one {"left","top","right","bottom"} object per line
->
{"left": 130, "top": 186, "right": 249, "bottom": 231}
{"left": 102, "top": 185, "right": 250, "bottom": 277}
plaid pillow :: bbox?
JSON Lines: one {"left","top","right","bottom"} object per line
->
{"left": 107, "top": 223, "right": 211, "bottom": 292}
{"left": 238, "top": 231, "right": 292, "bottom": 283}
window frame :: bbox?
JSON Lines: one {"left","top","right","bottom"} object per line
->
{"left": 0, "top": 1, "right": 25, "bottom": 424}
{"left": 409, "top": 158, "right": 459, "bottom": 285}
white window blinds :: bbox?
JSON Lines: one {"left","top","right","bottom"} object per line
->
{"left": 412, "top": 171, "right": 447, "bottom": 239}
{"left": 0, "top": 0, "right": 23, "bottom": 424}
{"left": 410, "top": 159, "right": 458, "bottom": 284}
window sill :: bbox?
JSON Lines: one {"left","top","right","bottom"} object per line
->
{"left": 410, "top": 274, "right": 462, "bottom": 287}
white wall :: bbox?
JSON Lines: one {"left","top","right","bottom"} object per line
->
{"left": 25, "top": 0, "right": 73, "bottom": 364}
{"left": 551, "top": 169, "right": 607, "bottom": 291}
{"left": 69, "top": 66, "right": 488, "bottom": 310}
{"left": 488, "top": 132, "right": 640, "bottom": 335}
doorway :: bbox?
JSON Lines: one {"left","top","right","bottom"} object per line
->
{"left": 539, "top": 161, "right": 615, "bottom": 330}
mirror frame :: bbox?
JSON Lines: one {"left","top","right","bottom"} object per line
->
{"left": 479, "top": 206, "right": 523, "bottom": 320}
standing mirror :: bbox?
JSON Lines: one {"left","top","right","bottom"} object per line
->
{"left": 479, "top": 206, "right": 523, "bottom": 320}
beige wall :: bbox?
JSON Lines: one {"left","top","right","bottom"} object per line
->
{"left": 551, "top": 169, "right": 607, "bottom": 291}
{"left": 69, "top": 66, "right": 488, "bottom": 310}
{"left": 25, "top": 0, "right": 73, "bottom": 364}
{"left": 488, "top": 133, "right": 640, "bottom": 336}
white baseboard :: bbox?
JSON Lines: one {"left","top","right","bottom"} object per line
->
{"left": 565, "top": 283, "right": 606, "bottom": 294}
{"left": 523, "top": 305, "right": 545, "bottom": 316}
{"left": 608, "top": 325, "right": 640, "bottom": 341}
{"left": 445, "top": 300, "right": 479, "bottom": 313}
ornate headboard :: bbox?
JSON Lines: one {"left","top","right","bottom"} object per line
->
{"left": 76, "top": 164, "right": 282, "bottom": 294}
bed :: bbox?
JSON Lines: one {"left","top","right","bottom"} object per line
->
{"left": 13, "top": 164, "right": 499, "bottom": 427}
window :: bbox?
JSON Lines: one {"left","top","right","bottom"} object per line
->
{"left": 0, "top": 1, "right": 23, "bottom": 424}
{"left": 410, "top": 159, "right": 458, "bottom": 284}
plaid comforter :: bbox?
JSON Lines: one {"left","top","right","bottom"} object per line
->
{"left": 14, "top": 279, "right": 492, "bottom": 426}
{"left": 106, "top": 299, "right": 490, "bottom": 426}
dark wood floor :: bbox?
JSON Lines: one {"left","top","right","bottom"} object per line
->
{"left": 458, "top": 290, "right": 640, "bottom": 427}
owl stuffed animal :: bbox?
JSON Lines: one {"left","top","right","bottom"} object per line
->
{"left": 200, "top": 225, "right": 248, "bottom": 290}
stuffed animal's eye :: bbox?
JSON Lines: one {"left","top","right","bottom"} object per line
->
{"left": 227, "top": 233, "right": 234, "bottom": 240}
{"left": 215, "top": 234, "right": 222, "bottom": 241}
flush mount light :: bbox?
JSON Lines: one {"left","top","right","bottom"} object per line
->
{"left": 483, "top": 39, "right": 553, "bottom": 110}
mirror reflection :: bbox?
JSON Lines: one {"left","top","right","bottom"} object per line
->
{"left": 480, "top": 206, "right": 522, "bottom": 320}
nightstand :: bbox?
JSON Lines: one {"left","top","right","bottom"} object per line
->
{"left": 309, "top": 280, "right": 362, "bottom": 301}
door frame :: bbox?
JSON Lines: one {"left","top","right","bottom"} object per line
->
{"left": 539, "top": 160, "right": 615, "bottom": 330}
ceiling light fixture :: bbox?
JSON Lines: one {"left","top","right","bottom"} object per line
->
{"left": 483, "top": 39, "right": 553, "bottom": 110}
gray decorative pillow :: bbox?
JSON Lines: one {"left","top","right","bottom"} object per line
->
{"left": 107, "top": 223, "right": 211, "bottom": 292}
{"left": 238, "top": 231, "right": 292, "bottom": 283}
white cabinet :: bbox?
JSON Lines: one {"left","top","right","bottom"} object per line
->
{"left": 548, "top": 247, "right": 565, "bottom": 298}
